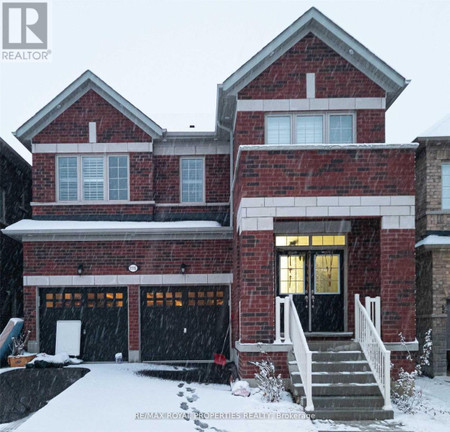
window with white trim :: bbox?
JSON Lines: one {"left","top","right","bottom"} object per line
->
{"left": 82, "top": 157, "right": 104, "bottom": 201}
{"left": 181, "top": 158, "right": 204, "bottom": 203}
{"left": 109, "top": 156, "right": 129, "bottom": 200}
{"left": 442, "top": 163, "right": 450, "bottom": 209}
{"left": 267, "top": 116, "right": 291, "bottom": 145}
{"left": 57, "top": 155, "right": 129, "bottom": 202}
{"left": 58, "top": 157, "right": 78, "bottom": 201}
{"left": 266, "top": 113, "right": 354, "bottom": 144}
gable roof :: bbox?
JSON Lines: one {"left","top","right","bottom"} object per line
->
{"left": 218, "top": 7, "right": 408, "bottom": 126}
{"left": 15, "top": 70, "right": 165, "bottom": 150}
{"left": 417, "top": 113, "right": 450, "bottom": 140}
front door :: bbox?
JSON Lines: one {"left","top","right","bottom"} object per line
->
{"left": 278, "top": 249, "right": 344, "bottom": 332}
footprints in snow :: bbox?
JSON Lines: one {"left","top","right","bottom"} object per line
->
{"left": 177, "top": 382, "right": 211, "bottom": 430}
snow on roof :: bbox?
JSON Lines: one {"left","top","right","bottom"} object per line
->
{"left": 2, "top": 219, "right": 223, "bottom": 238}
{"left": 416, "top": 235, "right": 450, "bottom": 248}
{"left": 418, "top": 114, "right": 450, "bottom": 139}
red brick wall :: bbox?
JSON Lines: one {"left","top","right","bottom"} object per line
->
{"left": 32, "top": 153, "right": 55, "bottom": 203}
{"left": 23, "top": 286, "right": 37, "bottom": 340}
{"left": 238, "top": 351, "right": 289, "bottom": 379}
{"left": 347, "top": 218, "right": 381, "bottom": 332}
{"left": 233, "top": 149, "right": 415, "bottom": 206}
{"left": 33, "top": 90, "right": 152, "bottom": 143}
{"left": 357, "top": 110, "right": 385, "bottom": 143}
{"left": 238, "top": 33, "right": 385, "bottom": 100}
{"left": 380, "top": 229, "right": 416, "bottom": 342}
{"left": 130, "top": 153, "right": 154, "bottom": 201}
{"left": 238, "top": 231, "right": 275, "bottom": 343}
{"left": 128, "top": 285, "right": 140, "bottom": 351}
{"left": 154, "top": 155, "right": 230, "bottom": 203}
{"left": 24, "top": 239, "right": 233, "bottom": 275}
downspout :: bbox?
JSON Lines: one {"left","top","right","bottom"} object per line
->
{"left": 216, "top": 120, "right": 234, "bottom": 229}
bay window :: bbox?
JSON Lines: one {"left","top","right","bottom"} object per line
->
{"left": 57, "top": 155, "right": 129, "bottom": 202}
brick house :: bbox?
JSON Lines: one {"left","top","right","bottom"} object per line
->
{"left": 415, "top": 115, "right": 450, "bottom": 376}
{"left": 3, "top": 8, "right": 417, "bottom": 418}
{"left": 0, "top": 138, "right": 31, "bottom": 331}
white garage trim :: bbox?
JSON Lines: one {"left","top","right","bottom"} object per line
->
{"left": 24, "top": 273, "right": 233, "bottom": 287}
{"left": 236, "top": 195, "right": 415, "bottom": 232}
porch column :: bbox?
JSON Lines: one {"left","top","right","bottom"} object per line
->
{"left": 239, "top": 230, "right": 275, "bottom": 344}
{"left": 128, "top": 285, "right": 140, "bottom": 362}
{"left": 380, "top": 229, "right": 415, "bottom": 342}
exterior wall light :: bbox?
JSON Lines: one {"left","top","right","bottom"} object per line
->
{"left": 77, "top": 264, "right": 84, "bottom": 275}
{"left": 180, "top": 263, "right": 187, "bottom": 274}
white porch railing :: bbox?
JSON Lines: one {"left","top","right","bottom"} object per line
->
{"left": 354, "top": 294, "right": 392, "bottom": 410}
{"left": 275, "top": 295, "right": 314, "bottom": 412}
{"left": 365, "top": 296, "right": 381, "bottom": 335}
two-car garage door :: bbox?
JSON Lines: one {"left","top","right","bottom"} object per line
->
{"left": 140, "top": 286, "right": 230, "bottom": 361}
{"left": 39, "top": 285, "right": 230, "bottom": 362}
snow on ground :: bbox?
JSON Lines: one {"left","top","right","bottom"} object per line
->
{"left": 393, "top": 375, "right": 450, "bottom": 432}
{"left": 3, "top": 364, "right": 450, "bottom": 432}
{"left": 11, "top": 363, "right": 315, "bottom": 432}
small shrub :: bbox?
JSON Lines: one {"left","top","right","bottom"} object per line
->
{"left": 391, "top": 329, "right": 433, "bottom": 414}
{"left": 250, "top": 359, "right": 284, "bottom": 403}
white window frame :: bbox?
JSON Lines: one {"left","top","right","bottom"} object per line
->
{"left": 265, "top": 112, "right": 356, "bottom": 144}
{"left": 442, "top": 163, "right": 450, "bottom": 210}
{"left": 56, "top": 154, "right": 130, "bottom": 203}
{"left": 179, "top": 157, "right": 206, "bottom": 204}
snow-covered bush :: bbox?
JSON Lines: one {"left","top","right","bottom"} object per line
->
{"left": 391, "top": 329, "right": 432, "bottom": 413}
{"left": 250, "top": 359, "right": 284, "bottom": 402}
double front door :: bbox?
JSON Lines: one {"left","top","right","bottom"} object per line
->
{"left": 278, "top": 250, "right": 344, "bottom": 332}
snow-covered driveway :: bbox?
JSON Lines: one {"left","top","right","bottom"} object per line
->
{"left": 4, "top": 364, "right": 450, "bottom": 432}
{"left": 12, "top": 363, "right": 315, "bottom": 432}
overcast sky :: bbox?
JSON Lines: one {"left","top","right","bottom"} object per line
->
{"left": 1, "top": 0, "right": 450, "bottom": 165}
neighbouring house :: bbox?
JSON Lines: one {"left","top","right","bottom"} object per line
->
{"left": 0, "top": 138, "right": 31, "bottom": 331}
{"left": 415, "top": 115, "right": 450, "bottom": 376}
{"left": 3, "top": 8, "right": 418, "bottom": 419}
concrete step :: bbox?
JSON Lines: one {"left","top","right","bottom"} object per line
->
{"left": 311, "top": 408, "right": 394, "bottom": 421}
{"left": 312, "top": 351, "right": 366, "bottom": 362}
{"left": 312, "top": 360, "right": 370, "bottom": 373}
{"left": 292, "top": 382, "right": 381, "bottom": 396}
{"left": 312, "top": 395, "right": 384, "bottom": 409}
{"left": 308, "top": 340, "right": 360, "bottom": 352}
{"left": 312, "top": 371, "right": 375, "bottom": 384}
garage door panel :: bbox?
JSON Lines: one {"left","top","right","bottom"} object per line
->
{"left": 141, "top": 286, "right": 230, "bottom": 361}
{"left": 39, "top": 287, "right": 128, "bottom": 362}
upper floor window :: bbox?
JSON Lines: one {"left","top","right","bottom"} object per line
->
{"left": 180, "top": 158, "right": 204, "bottom": 203}
{"left": 442, "top": 163, "right": 450, "bottom": 209}
{"left": 266, "top": 113, "right": 354, "bottom": 145}
{"left": 57, "top": 155, "right": 129, "bottom": 202}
